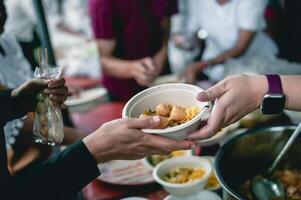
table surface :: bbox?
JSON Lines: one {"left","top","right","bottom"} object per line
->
{"left": 66, "top": 77, "right": 219, "bottom": 200}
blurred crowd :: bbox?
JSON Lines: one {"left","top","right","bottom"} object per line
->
{"left": 1, "top": 0, "right": 301, "bottom": 194}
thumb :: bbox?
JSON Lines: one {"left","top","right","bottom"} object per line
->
{"left": 196, "top": 82, "right": 225, "bottom": 102}
{"left": 127, "top": 116, "right": 161, "bottom": 129}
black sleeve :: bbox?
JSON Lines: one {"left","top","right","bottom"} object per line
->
{"left": 6, "top": 140, "right": 100, "bottom": 200}
{"left": 0, "top": 90, "right": 28, "bottom": 125}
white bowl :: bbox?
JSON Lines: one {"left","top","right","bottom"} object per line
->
{"left": 122, "top": 83, "right": 212, "bottom": 140}
{"left": 65, "top": 87, "right": 107, "bottom": 112}
{"left": 153, "top": 156, "right": 212, "bottom": 196}
{"left": 143, "top": 150, "right": 193, "bottom": 169}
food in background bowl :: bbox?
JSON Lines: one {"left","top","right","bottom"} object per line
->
{"left": 145, "top": 150, "right": 193, "bottom": 169}
{"left": 240, "top": 169, "right": 301, "bottom": 199}
{"left": 215, "top": 126, "right": 301, "bottom": 200}
{"left": 139, "top": 103, "right": 200, "bottom": 129}
{"left": 122, "top": 84, "right": 212, "bottom": 141}
{"left": 162, "top": 167, "right": 205, "bottom": 184}
{"left": 153, "top": 156, "right": 212, "bottom": 196}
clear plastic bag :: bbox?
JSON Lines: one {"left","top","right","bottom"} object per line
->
{"left": 33, "top": 65, "right": 64, "bottom": 146}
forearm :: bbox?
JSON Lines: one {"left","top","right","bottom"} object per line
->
{"left": 101, "top": 56, "right": 135, "bottom": 79}
{"left": 282, "top": 75, "right": 301, "bottom": 111}
{"left": 152, "top": 17, "right": 170, "bottom": 73}
{"left": 251, "top": 75, "right": 301, "bottom": 112}
{"left": 208, "top": 47, "right": 247, "bottom": 66}
{"left": 153, "top": 45, "right": 168, "bottom": 73}
{"left": 0, "top": 90, "right": 28, "bottom": 124}
{"left": 8, "top": 140, "right": 99, "bottom": 200}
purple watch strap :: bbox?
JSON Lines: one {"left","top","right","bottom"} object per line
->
{"left": 266, "top": 74, "right": 283, "bottom": 94}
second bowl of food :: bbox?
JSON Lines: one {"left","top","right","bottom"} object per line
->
{"left": 122, "top": 83, "right": 212, "bottom": 140}
{"left": 153, "top": 156, "right": 212, "bottom": 196}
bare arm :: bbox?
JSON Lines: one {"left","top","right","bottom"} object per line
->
{"left": 189, "top": 75, "right": 301, "bottom": 140}
{"left": 97, "top": 39, "right": 135, "bottom": 79}
{"left": 97, "top": 39, "right": 157, "bottom": 86}
{"left": 282, "top": 75, "right": 301, "bottom": 111}
{"left": 153, "top": 18, "right": 171, "bottom": 74}
{"left": 208, "top": 30, "right": 255, "bottom": 65}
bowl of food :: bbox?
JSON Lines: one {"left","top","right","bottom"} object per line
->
{"left": 215, "top": 126, "right": 301, "bottom": 200}
{"left": 203, "top": 156, "right": 221, "bottom": 191}
{"left": 153, "top": 156, "right": 212, "bottom": 196}
{"left": 122, "top": 83, "right": 212, "bottom": 140}
{"left": 144, "top": 150, "right": 193, "bottom": 169}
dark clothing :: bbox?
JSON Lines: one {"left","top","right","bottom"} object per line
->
{"left": 89, "top": 0, "right": 177, "bottom": 100}
{"left": 0, "top": 90, "right": 100, "bottom": 199}
{"left": 284, "top": 0, "right": 301, "bottom": 63}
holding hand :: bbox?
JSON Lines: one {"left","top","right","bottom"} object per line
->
{"left": 11, "top": 77, "right": 68, "bottom": 110}
{"left": 188, "top": 75, "right": 267, "bottom": 140}
{"left": 83, "top": 116, "right": 195, "bottom": 163}
{"left": 131, "top": 57, "right": 158, "bottom": 86}
{"left": 182, "top": 61, "right": 209, "bottom": 84}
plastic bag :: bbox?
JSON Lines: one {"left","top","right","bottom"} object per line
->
{"left": 33, "top": 65, "right": 64, "bottom": 146}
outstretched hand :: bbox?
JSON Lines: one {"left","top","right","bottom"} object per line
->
{"left": 83, "top": 116, "right": 195, "bottom": 163}
{"left": 187, "top": 75, "right": 267, "bottom": 140}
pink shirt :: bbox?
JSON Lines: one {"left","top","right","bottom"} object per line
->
{"left": 89, "top": 0, "right": 178, "bottom": 100}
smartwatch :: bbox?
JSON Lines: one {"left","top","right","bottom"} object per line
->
{"left": 260, "top": 74, "right": 286, "bottom": 115}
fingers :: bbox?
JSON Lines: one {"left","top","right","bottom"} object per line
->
{"left": 141, "top": 57, "right": 156, "bottom": 72}
{"left": 196, "top": 81, "right": 226, "bottom": 102}
{"left": 49, "top": 93, "right": 67, "bottom": 104}
{"left": 187, "top": 104, "right": 225, "bottom": 140}
{"left": 126, "top": 116, "right": 161, "bottom": 129}
{"left": 44, "top": 86, "right": 68, "bottom": 96}
{"left": 48, "top": 77, "right": 66, "bottom": 89}
{"left": 147, "top": 134, "right": 195, "bottom": 154}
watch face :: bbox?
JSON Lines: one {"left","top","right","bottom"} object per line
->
{"left": 260, "top": 94, "right": 286, "bottom": 115}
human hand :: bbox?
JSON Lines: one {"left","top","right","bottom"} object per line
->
{"left": 83, "top": 116, "right": 195, "bottom": 163}
{"left": 11, "top": 78, "right": 68, "bottom": 110}
{"left": 187, "top": 75, "right": 267, "bottom": 140}
{"left": 181, "top": 61, "right": 208, "bottom": 84}
{"left": 131, "top": 57, "right": 157, "bottom": 86}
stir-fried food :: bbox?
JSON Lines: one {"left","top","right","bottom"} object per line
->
{"left": 275, "top": 170, "right": 301, "bottom": 199}
{"left": 241, "top": 169, "right": 301, "bottom": 200}
{"left": 139, "top": 103, "right": 200, "bottom": 129}
{"left": 162, "top": 167, "right": 205, "bottom": 184}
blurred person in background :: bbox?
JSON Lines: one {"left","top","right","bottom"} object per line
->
{"left": 89, "top": 0, "right": 177, "bottom": 101}
{"left": 182, "top": 0, "right": 278, "bottom": 84}
{"left": 4, "top": 0, "right": 40, "bottom": 70}
{"left": 0, "top": 1, "right": 85, "bottom": 174}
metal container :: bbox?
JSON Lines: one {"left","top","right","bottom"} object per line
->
{"left": 215, "top": 126, "right": 301, "bottom": 200}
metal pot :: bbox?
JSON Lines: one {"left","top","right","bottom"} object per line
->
{"left": 215, "top": 126, "right": 301, "bottom": 200}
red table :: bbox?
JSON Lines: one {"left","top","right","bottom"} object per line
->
{"left": 71, "top": 102, "right": 126, "bottom": 134}
{"left": 70, "top": 101, "right": 170, "bottom": 200}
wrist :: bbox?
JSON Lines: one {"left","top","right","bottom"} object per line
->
{"left": 128, "top": 61, "right": 139, "bottom": 78}
{"left": 10, "top": 88, "right": 18, "bottom": 100}
{"left": 250, "top": 75, "right": 269, "bottom": 109}
{"left": 82, "top": 134, "right": 112, "bottom": 164}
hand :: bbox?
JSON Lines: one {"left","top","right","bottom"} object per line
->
{"left": 11, "top": 78, "right": 68, "bottom": 110}
{"left": 131, "top": 57, "right": 157, "bottom": 86}
{"left": 182, "top": 61, "right": 208, "bottom": 84}
{"left": 83, "top": 116, "right": 195, "bottom": 163}
{"left": 187, "top": 75, "right": 267, "bottom": 140}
